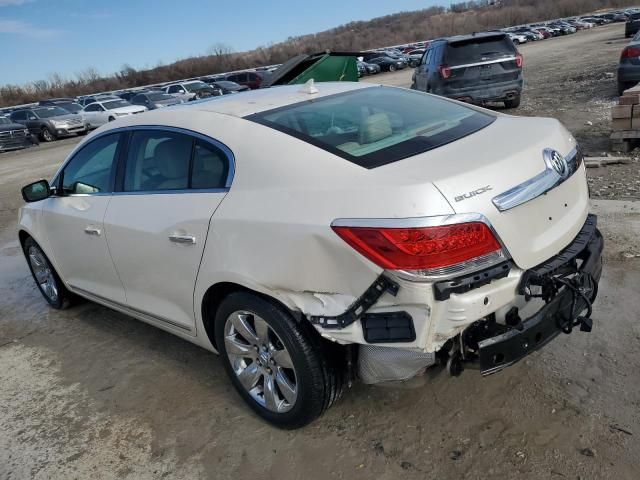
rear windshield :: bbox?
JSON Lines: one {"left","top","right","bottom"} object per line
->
{"left": 247, "top": 86, "right": 495, "bottom": 169}
{"left": 632, "top": 13, "right": 640, "bottom": 20}
{"left": 446, "top": 36, "right": 516, "bottom": 66}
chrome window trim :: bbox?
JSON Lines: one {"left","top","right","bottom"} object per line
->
{"left": 112, "top": 188, "right": 229, "bottom": 196}
{"left": 331, "top": 212, "right": 511, "bottom": 282}
{"left": 50, "top": 124, "right": 236, "bottom": 194}
{"left": 449, "top": 56, "right": 518, "bottom": 70}
{"left": 492, "top": 147, "right": 580, "bottom": 212}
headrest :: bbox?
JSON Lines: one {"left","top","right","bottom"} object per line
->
{"left": 359, "top": 113, "right": 392, "bottom": 144}
{"left": 155, "top": 138, "right": 190, "bottom": 179}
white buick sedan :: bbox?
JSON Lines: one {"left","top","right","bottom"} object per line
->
{"left": 19, "top": 82, "right": 602, "bottom": 428}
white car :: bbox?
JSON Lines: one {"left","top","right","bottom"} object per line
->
{"left": 508, "top": 33, "right": 528, "bottom": 44}
{"left": 18, "top": 82, "right": 603, "bottom": 428}
{"left": 80, "top": 99, "right": 147, "bottom": 129}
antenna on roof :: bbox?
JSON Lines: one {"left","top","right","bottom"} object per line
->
{"left": 299, "top": 78, "right": 319, "bottom": 94}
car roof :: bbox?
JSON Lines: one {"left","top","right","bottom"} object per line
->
{"left": 443, "top": 31, "right": 507, "bottom": 44}
{"left": 185, "top": 81, "right": 373, "bottom": 118}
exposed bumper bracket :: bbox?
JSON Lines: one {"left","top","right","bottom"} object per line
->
{"left": 309, "top": 275, "right": 399, "bottom": 329}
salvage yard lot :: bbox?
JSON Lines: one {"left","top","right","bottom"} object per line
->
{"left": 1, "top": 22, "right": 639, "bottom": 480}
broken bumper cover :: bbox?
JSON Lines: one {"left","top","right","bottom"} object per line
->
{"left": 477, "top": 215, "right": 603, "bottom": 375}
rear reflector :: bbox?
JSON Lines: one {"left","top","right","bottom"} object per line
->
{"left": 332, "top": 222, "right": 501, "bottom": 271}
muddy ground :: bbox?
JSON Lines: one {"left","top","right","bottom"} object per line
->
{"left": 1, "top": 22, "right": 640, "bottom": 480}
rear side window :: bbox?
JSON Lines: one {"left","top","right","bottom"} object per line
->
{"left": 446, "top": 36, "right": 516, "bottom": 66}
{"left": 248, "top": 86, "right": 494, "bottom": 169}
{"left": 123, "top": 130, "right": 230, "bottom": 191}
{"left": 124, "top": 131, "right": 192, "bottom": 191}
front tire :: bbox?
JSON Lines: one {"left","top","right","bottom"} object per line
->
{"left": 40, "top": 127, "right": 56, "bottom": 142}
{"left": 214, "top": 292, "right": 343, "bottom": 429}
{"left": 389, "top": 64, "right": 396, "bottom": 72}
{"left": 23, "top": 237, "right": 73, "bottom": 309}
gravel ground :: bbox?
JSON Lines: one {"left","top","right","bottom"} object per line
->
{"left": 1, "top": 22, "right": 640, "bottom": 480}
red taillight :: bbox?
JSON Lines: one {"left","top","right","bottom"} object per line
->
{"left": 332, "top": 222, "right": 501, "bottom": 271}
{"left": 438, "top": 65, "right": 452, "bottom": 79}
{"left": 621, "top": 47, "right": 640, "bottom": 59}
{"left": 515, "top": 53, "right": 523, "bottom": 68}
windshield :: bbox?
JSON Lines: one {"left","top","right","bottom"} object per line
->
{"left": 146, "top": 92, "right": 174, "bottom": 101}
{"left": 102, "top": 100, "right": 131, "bottom": 110}
{"left": 248, "top": 86, "right": 494, "bottom": 169}
{"left": 446, "top": 36, "right": 516, "bottom": 66}
{"left": 184, "top": 81, "right": 210, "bottom": 92}
{"left": 33, "top": 107, "right": 69, "bottom": 118}
{"left": 0, "top": 117, "right": 11, "bottom": 124}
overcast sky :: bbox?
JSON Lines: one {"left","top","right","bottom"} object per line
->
{"left": 0, "top": 0, "right": 452, "bottom": 86}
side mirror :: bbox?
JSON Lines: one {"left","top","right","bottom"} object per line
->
{"left": 22, "top": 180, "right": 51, "bottom": 202}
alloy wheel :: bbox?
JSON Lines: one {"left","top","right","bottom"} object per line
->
{"left": 28, "top": 245, "right": 58, "bottom": 302}
{"left": 42, "top": 129, "right": 54, "bottom": 142}
{"left": 224, "top": 310, "right": 298, "bottom": 413}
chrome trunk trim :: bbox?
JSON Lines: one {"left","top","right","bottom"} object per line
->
{"left": 492, "top": 147, "right": 581, "bottom": 212}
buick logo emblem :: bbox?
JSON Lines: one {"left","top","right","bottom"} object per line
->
{"left": 543, "top": 148, "right": 568, "bottom": 179}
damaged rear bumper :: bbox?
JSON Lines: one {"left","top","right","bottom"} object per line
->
{"left": 475, "top": 214, "right": 603, "bottom": 375}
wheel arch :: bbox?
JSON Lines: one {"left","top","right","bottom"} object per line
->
{"left": 18, "top": 229, "right": 31, "bottom": 248}
{"left": 201, "top": 281, "right": 306, "bottom": 350}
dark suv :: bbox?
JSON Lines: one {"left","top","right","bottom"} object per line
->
{"left": 625, "top": 13, "right": 640, "bottom": 38}
{"left": 411, "top": 32, "right": 524, "bottom": 108}
{"left": 0, "top": 115, "right": 36, "bottom": 152}
{"left": 225, "top": 71, "right": 268, "bottom": 89}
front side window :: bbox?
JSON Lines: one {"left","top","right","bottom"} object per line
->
{"left": 62, "top": 133, "right": 121, "bottom": 194}
{"left": 123, "top": 130, "right": 230, "bottom": 192}
{"left": 248, "top": 86, "right": 495, "bottom": 168}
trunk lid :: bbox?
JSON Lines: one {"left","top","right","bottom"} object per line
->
{"left": 379, "top": 115, "right": 588, "bottom": 270}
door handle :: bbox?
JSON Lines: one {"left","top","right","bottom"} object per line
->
{"left": 169, "top": 234, "right": 196, "bottom": 245}
{"left": 84, "top": 226, "right": 101, "bottom": 236}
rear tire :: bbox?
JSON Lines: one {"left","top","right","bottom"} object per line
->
{"left": 23, "top": 237, "right": 74, "bottom": 309}
{"left": 504, "top": 95, "right": 521, "bottom": 109}
{"left": 618, "top": 81, "right": 633, "bottom": 96}
{"left": 214, "top": 291, "right": 344, "bottom": 429}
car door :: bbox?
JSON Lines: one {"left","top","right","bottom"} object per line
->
{"left": 10, "top": 111, "right": 29, "bottom": 131}
{"left": 82, "top": 103, "right": 101, "bottom": 127}
{"left": 103, "top": 128, "right": 233, "bottom": 334}
{"left": 414, "top": 48, "right": 433, "bottom": 91}
{"left": 41, "top": 132, "right": 126, "bottom": 303}
{"left": 25, "top": 111, "right": 41, "bottom": 134}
